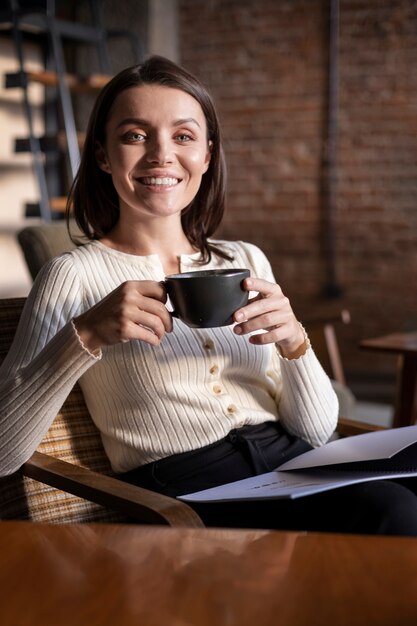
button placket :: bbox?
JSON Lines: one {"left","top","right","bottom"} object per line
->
{"left": 201, "top": 335, "right": 239, "bottom": 415}
{"left": 203, "top": 338, "right": 214, "bottom": 351}
{"left": 209, "top": 361, "right": 222, "bottom": 396}
{"left": 202, "top": 336, "right": 222, "bottom": 396}
{"left": 209, "top": 364, "right": 219, "bottom": 375}
{"left": 213, "top": 384, "right": 223, "bottom": 395}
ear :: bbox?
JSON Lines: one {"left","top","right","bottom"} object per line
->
{"left": 203, "top": 140, "right": 213, "bottom": 174}
{"left": 95, "top": 141, "right": 111, "bottom": 174}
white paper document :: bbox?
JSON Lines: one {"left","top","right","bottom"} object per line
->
{"left": 179, "top": 425, "right": 417, "bottom": 503}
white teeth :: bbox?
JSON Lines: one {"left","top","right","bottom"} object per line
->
{"left": 141, "top": 177, "right": 179, "bottom": 186}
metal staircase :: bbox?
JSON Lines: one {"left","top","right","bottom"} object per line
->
{"left": 0, "top": 0, "right": 143, "bottom": 221}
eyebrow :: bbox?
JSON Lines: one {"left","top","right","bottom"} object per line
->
{"left": 116, "top": 117, "right": 202, "bottom": 129}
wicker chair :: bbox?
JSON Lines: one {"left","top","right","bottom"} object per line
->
{"left": 0, "top": 297, "right": 203, "bottom": 526}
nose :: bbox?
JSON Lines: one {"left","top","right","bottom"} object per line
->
{"left": 146, "top": 135, "right": 173, "bottom": 165}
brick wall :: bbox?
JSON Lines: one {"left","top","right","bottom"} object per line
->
{"left": 179, "top": 0, "right": 417, "bottom": 389}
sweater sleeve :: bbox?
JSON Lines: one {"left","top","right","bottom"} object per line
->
{"left": 237, "top": 241, "right": 339, "bottom": 446}
{"left": 0, "top": 255, "right": 101, "bottom": 476}
{"left": 271, "top": 347, "right": 339, "bottom": 447}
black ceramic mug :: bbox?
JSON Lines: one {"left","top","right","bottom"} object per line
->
{"left": 164, "top": 268, "right": 250, "bottom": 328}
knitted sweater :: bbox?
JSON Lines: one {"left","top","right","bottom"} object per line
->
{"left": 0, "top": 239, "right": 338, "bottom": 475}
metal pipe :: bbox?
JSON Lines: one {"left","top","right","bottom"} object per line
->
{"left": 322, "top": 0, "right": 342, "bottom": 297}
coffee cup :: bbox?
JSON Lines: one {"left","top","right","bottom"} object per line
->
{"left": 164, "top": 268, "right": 250, "bottom": 328}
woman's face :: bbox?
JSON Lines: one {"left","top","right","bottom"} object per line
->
{"left": 97, "top": 84, "right": 211, "bottom": 222}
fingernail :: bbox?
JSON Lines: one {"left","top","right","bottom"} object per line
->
{"left": 234, "top": 325, "right": 242, "bottom": 334}
{"left": 235, "top": 311, "right": 244, "bottom": 322}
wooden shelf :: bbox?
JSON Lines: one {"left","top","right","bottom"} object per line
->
{"left": 15, "top": 132, "right": 85, "bottom": 153}
{"left": 5, "top": 70, "right": 111, "bottom": 93}
{"left": 25, "top": 197, "right": 69, "bottom": 217}
{"left": 50, "top": 197, "right": 69, "bottom": 212}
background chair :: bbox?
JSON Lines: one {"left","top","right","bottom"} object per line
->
{"left": 17, "top": 221, "right": 80, "bottom": 280}
{"left": 0, "top": 297, "right": 203, "bottom": 526}
{"left": 303, "top": 310, "right": 358, "bottom": 421}
{"left": 303, "top": 310, "right": 351, "bottom": 387}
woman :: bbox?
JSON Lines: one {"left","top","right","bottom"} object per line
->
{"left": 1, "top": 56, "right": 416, "bottom": 534}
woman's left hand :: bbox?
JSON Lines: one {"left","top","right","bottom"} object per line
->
{"left": 233, "top": 277, "right": 307, "bottom": 359}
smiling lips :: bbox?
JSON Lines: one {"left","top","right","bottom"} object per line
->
{"left": 139, "top": 176, "right": 180, "bottom": 186}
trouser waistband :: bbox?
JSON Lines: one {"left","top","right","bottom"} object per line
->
{"left": 118, "top": 421, "right": 312, "bottom": 496}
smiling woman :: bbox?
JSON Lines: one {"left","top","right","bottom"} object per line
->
{"left": 2, "top": 56, "right": 417, "bottom": 536}
{"left": 94, "top": 83, "right": 211, "bottom": 240}
{"left": 69, "top": 57, "right": 227, "bottom": 267}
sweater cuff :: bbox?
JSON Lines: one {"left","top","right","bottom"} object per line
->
{"left": 275, "top": 322, "right": 311, "bottom": 361}
{"left": 70, "top": 319, "right": 102, "bottom": 360}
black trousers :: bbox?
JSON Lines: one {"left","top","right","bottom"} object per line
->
{"left": 118, "top": 422, "right": 417, "bottom": 536}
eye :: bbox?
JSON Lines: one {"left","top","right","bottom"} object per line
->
{"left": 175, "top": 133, "right": 194, "bottom": 143}
{"left": 123, "top": 131, "right": 146, "bottom": 143}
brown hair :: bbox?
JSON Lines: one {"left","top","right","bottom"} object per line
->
{"left": 67, "top": 55, "right": 230, "bottom": 263}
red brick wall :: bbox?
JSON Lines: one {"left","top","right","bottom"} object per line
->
{"left": 179, "top": 0, "right": 417, "bottom": 387}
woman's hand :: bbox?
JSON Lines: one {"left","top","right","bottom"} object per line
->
{"left": 73, "top": 280, "right": 173, "bottom": 353}
{"left": 233, "top": 277, "right": 307, "bottom": 359}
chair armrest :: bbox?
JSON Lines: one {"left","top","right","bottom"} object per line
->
{"left": 303, "top": 310, "right": 351, "bottom": 386}
{"left": 304, "top": 309, "right": 351, "bottom": 327}
{"left": 337, "top": 417, "right": 386, "bottom": 438}
{"left": 22, "top": 451, "right": 204, "bottom": 528}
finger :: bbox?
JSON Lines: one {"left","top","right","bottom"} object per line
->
{"left": 237, "top": 321, "right": 291, "bottom": 346}
{"left": 234, "top": 310, "right": 282, "bottom": 336}
{"left": 93, "top": 289, "right": 172, "bottom": 344}
{"left": 234, "top": 294, "right": 285, "bottom": 327}
{"left": 133, "top": 296, "right": 173, "bottom": 333}
{"left": 125, "top": 320, "right": 166, "bottom": 346}
{"left": 248, "top": 330, "right": 280, "bottom": 346}
{"left": 131, "top": 280, "right": 168, "bottom": 304}
{"left": 234, "top": 279, "right": 283, "bottom": 323}
{"left": 243, "top": 277, "right": 280, "bottom": 297}
{"left": 108, "top": 308, "right": 168, "bottom": 345}
{"left": 117, "top": 282, "right": 172, "bottom": 333}
{"left": 130, "top": 306, "right": 170, "bottom": 340}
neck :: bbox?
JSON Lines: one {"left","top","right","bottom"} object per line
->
{"left": 100, "top": 216, "right": 197, "bottom": 275}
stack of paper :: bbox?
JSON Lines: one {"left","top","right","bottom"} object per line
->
{"left": 179, "top": 426, "right": 417, "bottom": 502}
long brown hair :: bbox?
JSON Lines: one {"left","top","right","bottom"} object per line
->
{"left": 67, "top": 55, "right": 230, "bottom": 263}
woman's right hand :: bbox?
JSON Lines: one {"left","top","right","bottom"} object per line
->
{"left": 73, "top": 280, "right": 172, "bottom": 353}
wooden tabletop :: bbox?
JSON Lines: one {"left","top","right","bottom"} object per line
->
{"left": 1, "top": 521, "right": 417, "bottom": 626}
{"left": 360, "top": 331, "right": 417, "bottom": 427}
{"left": 360, "top": 331, "right": 417, "bottom": 354}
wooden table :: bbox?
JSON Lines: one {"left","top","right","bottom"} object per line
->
{"left": 1, "top": 521, "right": 417, "bottom": 626}
{"left": 360, "top": 331, "right": 417, "bottom": 428}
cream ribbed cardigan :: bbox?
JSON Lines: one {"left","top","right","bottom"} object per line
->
{"left": 0, "top": 240, "right": 338, "bottom": 475}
